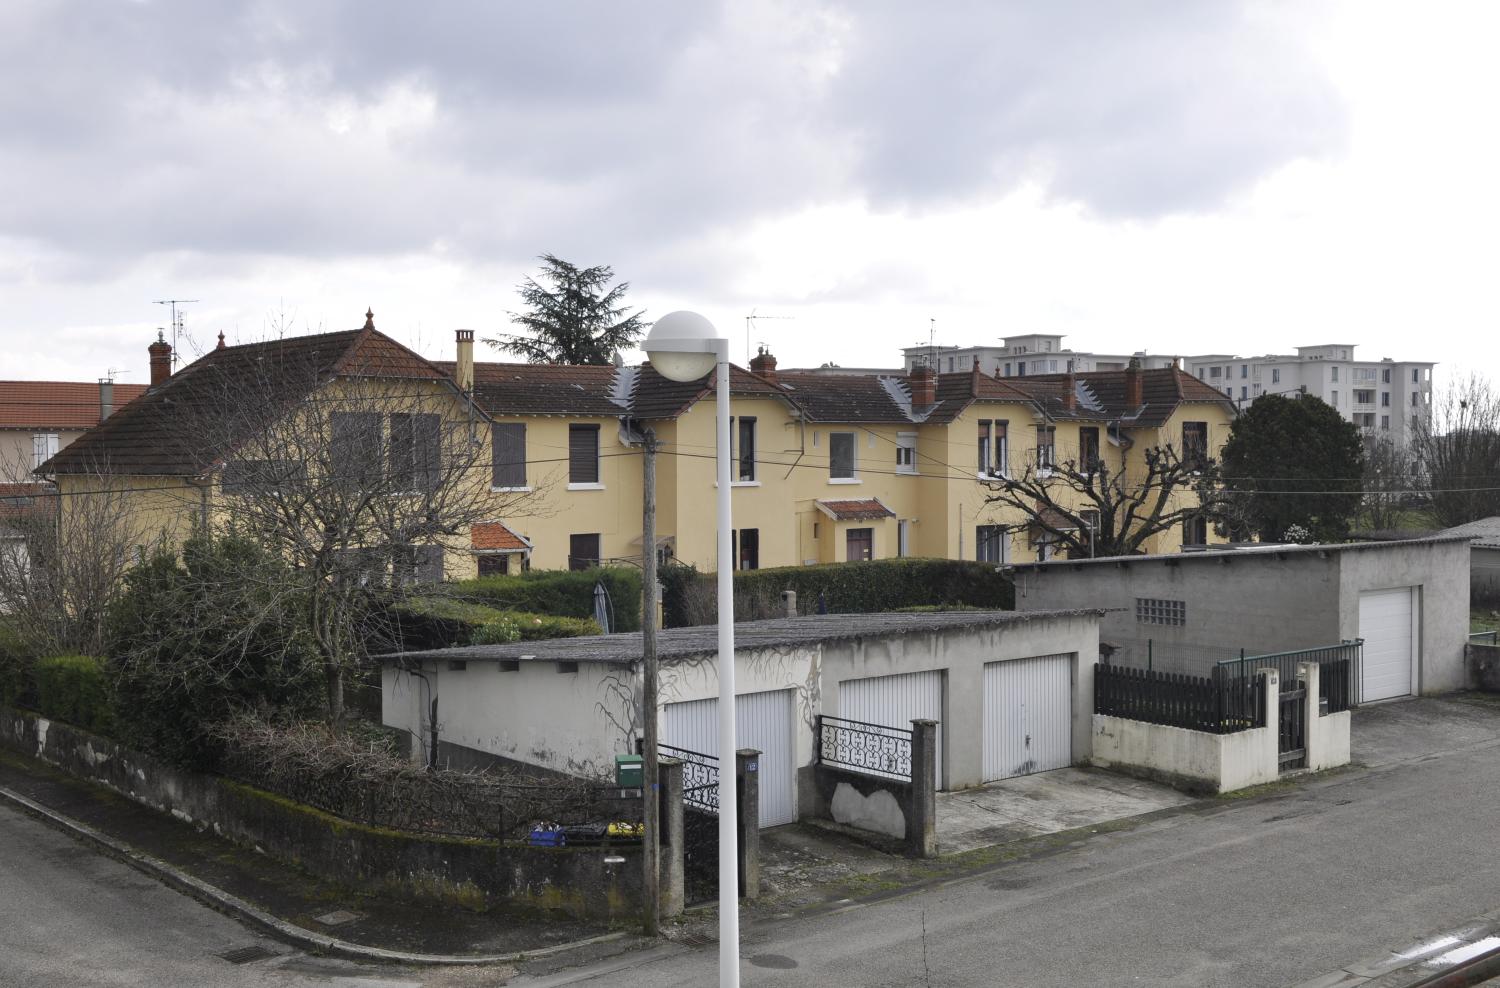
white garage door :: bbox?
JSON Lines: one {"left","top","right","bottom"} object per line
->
{"left": 837, "top": 670, "right": 944, "bottom": 785}
{"left": 1359, "top": 587, "right": 1416, "bottom": 702}
{"left": 663, "top": 689, "right": 798, "bottom": 828}
{"left": 983, "top": 654, "right": 1073, "bottom": 782}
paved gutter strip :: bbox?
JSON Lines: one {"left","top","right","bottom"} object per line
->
{"left": 1293, "top": 913, "right": 1500, "bottom": 988}
{"left": 0, "top": 783, "right": 627, "bottom": 968}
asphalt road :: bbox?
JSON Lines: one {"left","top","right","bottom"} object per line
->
{"left": 522, "top": 702, "right": 1500, "bottom": 987}
{"left": 6, "top": 699, "right": 1500, "bottom": 988}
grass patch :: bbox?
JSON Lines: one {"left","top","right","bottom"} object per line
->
{"left": 1472, "top": 607, "right": 1500, "bottom": 635}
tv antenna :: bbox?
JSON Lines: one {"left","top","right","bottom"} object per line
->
{"left": 745, "top": 309, "right": 794, "bottom": 364}
{"left": 154, "top": 298, "right": 200, "bottom": 368}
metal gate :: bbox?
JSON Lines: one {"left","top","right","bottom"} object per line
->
{"left": 1278, "top": 680, "right": 1307, "bottom": 772}
{"left": 659, "top": 742, "right": 720, "bottom": 905}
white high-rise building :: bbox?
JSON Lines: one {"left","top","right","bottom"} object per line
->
{"left": 901, "top": 334, "right": 1180, "bottom": 377}
{"left": 901, "top": 335, "right": 1435, "bottom": 444}
{"left": 1183, "top": 344, "right": 1434, "bottom": 444}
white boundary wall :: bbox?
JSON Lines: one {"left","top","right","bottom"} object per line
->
{"left": 1091, "top": 664, "right": 1349, "bottom": 794}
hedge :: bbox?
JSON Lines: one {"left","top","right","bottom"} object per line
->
{"left": 0, "top": 621, "right": 33, "bottom": 708}
{"left": 444, "top": 567, "right": 641, "bottom": 632}
{"left": 34, "top": 655, "right": 113, "bottom": 733}
{"left": 660, "top": 557, "right": 1014, "bottom": 628}
{"left": 390, "top": 596, "right": 602, "bottom": 650}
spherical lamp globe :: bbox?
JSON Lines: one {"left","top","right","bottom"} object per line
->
{"left": 643, "top": 310, "right": 721, "bottom": 382}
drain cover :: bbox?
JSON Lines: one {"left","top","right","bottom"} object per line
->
{"left": 313, "top": 909, "right": 361, "bottom": 927}
{"left": 678, "top": 932, "right": 717, "bottom": 949}
{"left": 218, "top": 944, "right": 276, "bottom": 965}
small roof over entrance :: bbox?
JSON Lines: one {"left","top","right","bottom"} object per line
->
{"left": 816, "top": 498, "right": 896, "bottom": 521}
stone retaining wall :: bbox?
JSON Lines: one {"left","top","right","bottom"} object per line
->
{"left": 0, "top": 706, "right": 646, "bottom": 922}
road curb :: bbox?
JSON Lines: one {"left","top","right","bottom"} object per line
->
{"left": 0, "top": 783, "right": 630, "bottom": 967}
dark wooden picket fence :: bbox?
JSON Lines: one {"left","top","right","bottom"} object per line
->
{"left": 1095, "top": 664, "right": 1263, "bottom": 735}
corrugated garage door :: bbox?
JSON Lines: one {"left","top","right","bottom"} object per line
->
{"left": 983, "top": 654, "right": 1073, "bottom": 782}
{"left": 663, "top": 689, "right": 797, "bottom": 827}
{"left": 1359, "top": 587, "right": 1416, "bottom": 701}
{"left": 837, "top": 670, "right": 944, "bottom": 786}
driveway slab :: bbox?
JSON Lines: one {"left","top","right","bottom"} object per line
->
{"left": 1351, "top": 694, "right": 1500, "bottom": 768}
{"left": 935, "top": 765, "right": 1193, "bottom": 854}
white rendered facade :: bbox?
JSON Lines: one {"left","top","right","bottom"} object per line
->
{"left": 1184, "top": 344, "right": 1434, "bottom": 443}
{"left": 901, "top": 334, "right": 1180, "bottom": 378}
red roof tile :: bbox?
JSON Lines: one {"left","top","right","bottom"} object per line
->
{"left": 0, "top": 381, "right": 148, "bottom": 430}
{"left": 816, "top": 498, "right": 896, "bottom": 521}
{"left": 471, "top": 521, "right": 530, "bottom": 552}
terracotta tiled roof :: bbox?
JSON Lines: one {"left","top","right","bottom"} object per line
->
{"left": 1030, "top": 506, "right": 1077, "bottom": 531}
{"left": 42, "top": 318, "right": 455, "bottom": 477}
{"left": 0, "top": 381, "right": 148, "bottom": 430}
{"left": 816, "top": 498, "right": 896, "bottom": 521}
{"left": 442, "top": 361, "right": 623, "bottom": 417}
{"left": 471, "top": 520, "right": 531, "bottom": 552}
{"left": 775, "top": 372, "right": 909, "bottom": 423}
{"left": 454, "top": 360, "right": 791, "bottom": 421}
{"left": 0, "top": 482, "right": 57, "bottom": 530}
{"left": 1008, "top": 367, "right": 1234, "bottom": 426}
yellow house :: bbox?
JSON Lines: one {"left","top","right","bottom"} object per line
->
{"left": 39, "top": 319, "right": 1235, "bottom": 581}
{"left": 39, "top": 314, "right": 508, "bottom": 582}
{"left": 450, "top": 337, "right": 1237, "bottom": 574}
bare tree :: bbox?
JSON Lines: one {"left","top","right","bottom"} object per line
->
{"left": 0, "top": 456, "right": 151, "bottom": 659}
{"left": 1360, "top": 435, "right": 1423, "bottom": 533}
{"left": 983, "top": 443, "right": 1224, "bottom": 558}
{"left": 1412, "top": 373, "right": 1500, "bottom": 528}
{"left": 157, "top": 341, "right": 542, "bottom": 720}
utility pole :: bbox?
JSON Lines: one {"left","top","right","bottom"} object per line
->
{"left": 640, "top": 428, "right": 661, "bottom": 936}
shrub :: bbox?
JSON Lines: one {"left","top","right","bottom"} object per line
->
{"left": 391, "top": 596, "right": 600, "bottom": 649}
{"left": 445, "top": 567, "right": 641, "bottom": 632}
{"left": 661, "top": 557, "right": 1015, "bottom": 627}
{"left": 0, "top": 621, "right": 35, "bottom": 708}
{"left": 34, "top": 655, "right": 112, "bottom": 733}
{"left": 106, "top": 535, "right": 324, "bottom": 769}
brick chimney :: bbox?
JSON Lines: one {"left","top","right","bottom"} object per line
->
{"left": 1124, "top": 356, "right": 1144, "bottom": 408}
{"left": 908, "top": 361, "right": 936, "bottom": 408}
{"left": 98, "top": 378, "right": 114, "bottom": 421}
{"left": 1062, "top": 370, "right": 1077, "bottom": 412}
{"left": 455, "top": 329, "right": 475, "bottom": 392}
{"left": 749, "top": 346, "right": 778, "bottom": 384}
{"left": 148, "top": 331, "right": 172, "bottom": 387}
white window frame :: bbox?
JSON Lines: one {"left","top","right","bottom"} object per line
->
{"left": 32, "top": 433, "right": 60, "bottom": 469}
{"left": 896, "top": 432, "right": 918, "bottom": 475}
{"left": 828, "top": 431, "right": 859, "bottom": 484}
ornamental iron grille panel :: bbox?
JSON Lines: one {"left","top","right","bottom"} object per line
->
{"left": 817, "top": 715, "right": 914, "bottom": 781}
{"left": 654, "top": 742, "right": 720, "bottom": 905}
{"left": 658, "top": 742, "right": 719, "bottom": 813}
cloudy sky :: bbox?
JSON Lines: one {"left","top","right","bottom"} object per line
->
{"left": 2, "top": 1, "right": 1495, "bottom": 385}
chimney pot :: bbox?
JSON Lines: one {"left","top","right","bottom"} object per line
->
{"left": 148, "top": 331, "right": 173, "bottom": 388}
{"left": 749, "top": 346, "right": 778, "bottom": 384}
{"left": 455, "top": 328, "right": 475, "bottom": 393}
{"left": 1124, "top": 357, "right": 1144, "bottom": 408}
{"left": 908, "top": 361, "right": 937, "bottom": 408}
{"left": 98, "top": 378, "right": 115, "bottom": 421}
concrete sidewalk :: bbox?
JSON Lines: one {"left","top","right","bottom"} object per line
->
{"left": 0, "top": 748, "right": 645, "bottom": 965}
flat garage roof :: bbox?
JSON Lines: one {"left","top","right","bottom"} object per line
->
{"left": 378, "top": 608, "right": 1110, "bottom": 666}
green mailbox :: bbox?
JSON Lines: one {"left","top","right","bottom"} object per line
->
{"left": 615, "top": 753, "right": 644, "bottom": 788}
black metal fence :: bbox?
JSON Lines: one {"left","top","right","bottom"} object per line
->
{"left": 816, "top": 714, "right": 914, "bottom": 781}
{"left": 1472, "top": 630, "right": 1500, "bottom": 646}
{"left": 657, "top": 742, "right": 720, "bottom": 813}
{"left": 1095, "top": 663, "right": 1263, "bottom": 735}
{"left": 1214, "top": 641, "right": 1362, "bottom": 707}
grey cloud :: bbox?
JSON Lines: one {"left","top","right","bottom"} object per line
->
{"left": 0, "top": 0, "right": 1346, "bottom": 288}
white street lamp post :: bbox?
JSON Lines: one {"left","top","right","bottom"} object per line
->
{"left": 644, "top": 311, "right": 738, "bottom": 987}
